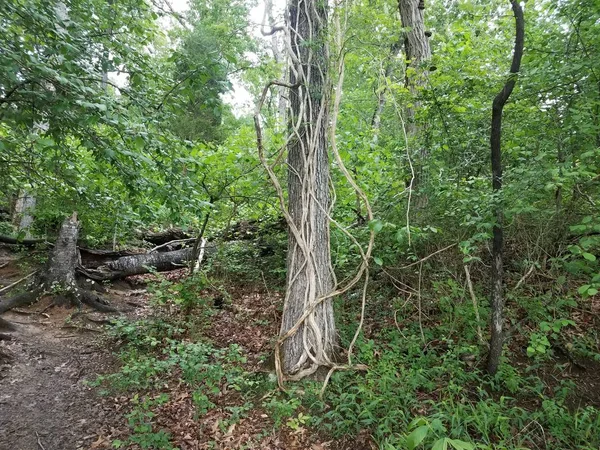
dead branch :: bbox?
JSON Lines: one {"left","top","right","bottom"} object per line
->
{"left": 0, "top": 271, "right": 38, "bottom": 295}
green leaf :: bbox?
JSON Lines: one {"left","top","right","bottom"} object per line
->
{"left": 405, "top": 425, "right": 429, "bottom": 450}
{"left": 369, "top": 220, "right": 384, "bottom": 233}
{"left": 134, "top": 136, "right": 145, "bottom": 151}
{"left": 587, "top": 288, "right": 598, "bottom": 296}
{"left": 448, "top": 440, "right": 474, "bottom": 450}
{"left": 578, "top": 284, "right": 591, "bottom": 294}
{"left": 432, "top": 438, "right": 448, "bottom": 450}
{"left": 583, "top": 252, "right": 597, "bottom": 262}
{"left": 373, "top": 257, "right": 383, "bottom": 266}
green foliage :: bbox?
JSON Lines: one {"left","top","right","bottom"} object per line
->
{"left": 119, "top": 394, "right": 175, "bottom": 450}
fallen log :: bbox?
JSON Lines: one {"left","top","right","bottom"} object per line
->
{"left": 140, "top": 228, "right": 192, "bottom": 245}
{"left": 0, "top": 235, "right": 50, "bottom": 246}
{"left": 79, "top": 247, "right": 144, "bottom": 269}
{"left": 82, "top": 244, "right": 215, "bottom": 281}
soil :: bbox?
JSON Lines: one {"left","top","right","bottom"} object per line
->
{"left": 0, "top": 314, "right": 117, "bottom": 450}
{"left": 0, "top": 250, "right": 146, "bottom": 450}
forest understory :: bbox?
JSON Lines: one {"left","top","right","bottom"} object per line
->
{"left": 2, "top": 0, "right": 600, "bottom": 448}
{"left": 2, "top": 235, "right": 600, "bottom": 450}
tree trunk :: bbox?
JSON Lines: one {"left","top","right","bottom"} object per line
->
{"left": 39, "top": 212, "right": 79, "bottom": 304}
{"left": 263, "top": 0, "right": 287, "bottom": 125}
{"left": 398, "top": 0, "right": 432, "bottom": 197}
{"left": 487, "top": 0, "right": 524, "bottom": 376}
{"left": 279, "top": 0, "right": 337, "bottom": 379}
{"left": 398, "top": 0, "right": 431, "bottom": 124}
{"left": 0, "top": 213, "right": 118, "bottom": 319}
{"left": 12, "top": 191, "right": 36, "bottom": 238}
{"left": 140, "top": 228, "right": 191, "bottom": 245}
{"left": 96, "top": 248, "right": 194, "bottom": 280}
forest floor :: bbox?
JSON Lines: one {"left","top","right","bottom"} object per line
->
{"left": 3, "top": 247, "right": 600, "bottom": 449}
{"left": 0, "top": 250, "right": 364, "bottom": 450}
{"left": 0, "top": 249, "right": 150, "bottom": 450}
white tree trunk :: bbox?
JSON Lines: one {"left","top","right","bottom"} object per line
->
{"left": 12, "top": 191, "right": 36, "bottom": 238}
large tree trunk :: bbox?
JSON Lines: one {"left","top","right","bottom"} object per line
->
{"left": 0, "top": 213, "right": 118, "bottom": 319}
{"left": 39, "top": 212, "right": 79, "bottom": 304}
{"left": 279, "top": 0, "right": 337, "bottom": 379}
{"left": 487, "top": 0, "right": 524, "bottom": 375}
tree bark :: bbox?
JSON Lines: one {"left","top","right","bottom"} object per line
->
{"left": 39, "top": 212, "right": 80, "bottom": 304}
{"left": 280, "top": 0, "right": 337, "bottom": 378}
{"left": 93, "top": 248, "right": 194, "bottom": 280}
{"left": 398, "top": 0, "right": 432, "bottom": 197}
{"left": 0, "top": 213, "right": 119, "bottom": 321}
{"left": 487, "top": 0, "right": 524, "bottom": 376}
{"left": 140, "top": 228, "right": 191, "bottom": 245}
{"left": 12, "top": 191, "right": 36, "bottom": 238}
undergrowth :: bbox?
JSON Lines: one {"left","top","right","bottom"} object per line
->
{"left": 92, "top": 268, "right": 600, "bottom": 449}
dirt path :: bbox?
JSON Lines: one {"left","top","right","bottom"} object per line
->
{"left": 0, "top": 249, "right": 139, "bottom": 450}
{"left": 0, "top": 309, "right": 119, "bottom": 450}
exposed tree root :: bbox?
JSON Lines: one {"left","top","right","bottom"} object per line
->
{"left": 0, "top": 317, "right": 16, "bottom": 331}
{"left": 0, "top": 288, "right": 119, "bottom": 329}
{"left": 80, "top": 290, "right": 120, "bottom": 313}
{"left": 0, "top": 290, "right": 40, "bottom": 315}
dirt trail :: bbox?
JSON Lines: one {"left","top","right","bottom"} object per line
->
{"left": 0, "top": 249, "right": 140, "bottom": 450}
{"left": 0, "top": 314, "right": 117, "bottom": 450}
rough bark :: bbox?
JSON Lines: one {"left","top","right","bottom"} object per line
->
{"left": 398, "top": 0, "right": 432, "bottom": 195}
{"left": 108, "top": 247, "right": 192, "bottom": 276}
{"left": 39, "top": 213, "right": 80, "bottom": 302}
{"left": 12, "top": 191, "right": 36, "bottom": 238}
{"left": 84, "top": 246, "right": 215, "bottom": 281}
{"left": 79, "top": 248, "right": 142, "bottom": 269}
{"left": 487, "top": 0, "right": 524, "bottom": 376}
{"left": 141, "top": 228, "right": 192, "bottom": 245}
{"left": 280, "top": 0, "right": 337, "bottom": 378}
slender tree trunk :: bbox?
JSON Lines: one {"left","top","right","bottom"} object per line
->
{"left": 398, "top": 0, "right": 431, "bottom": 198}
{"left": 12, "top": 191, "right": 36, "bottom": 238}
{"left": 487, "top": 0, "right": 524, "bottom": 376}
{"left": 279, "top": 0, "right": 337, "bottom": 378}
{"left": 264, "top": 0, "right": 287, "bottom": 124}
{"left": 189, "top": 210, "right": 211, "bottom": 273}
{"left": 371, "top": 41, "right": 402, "bottom": 141}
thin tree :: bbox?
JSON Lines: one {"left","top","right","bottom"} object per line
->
{"left": 398, "top": 0, "right": 431, "bottom": 132}
{"left": 398, "top": 0, "right": 432, "bottom": 196}
{"left": 487, "top": 0, "right": 525, "bottom": 375}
